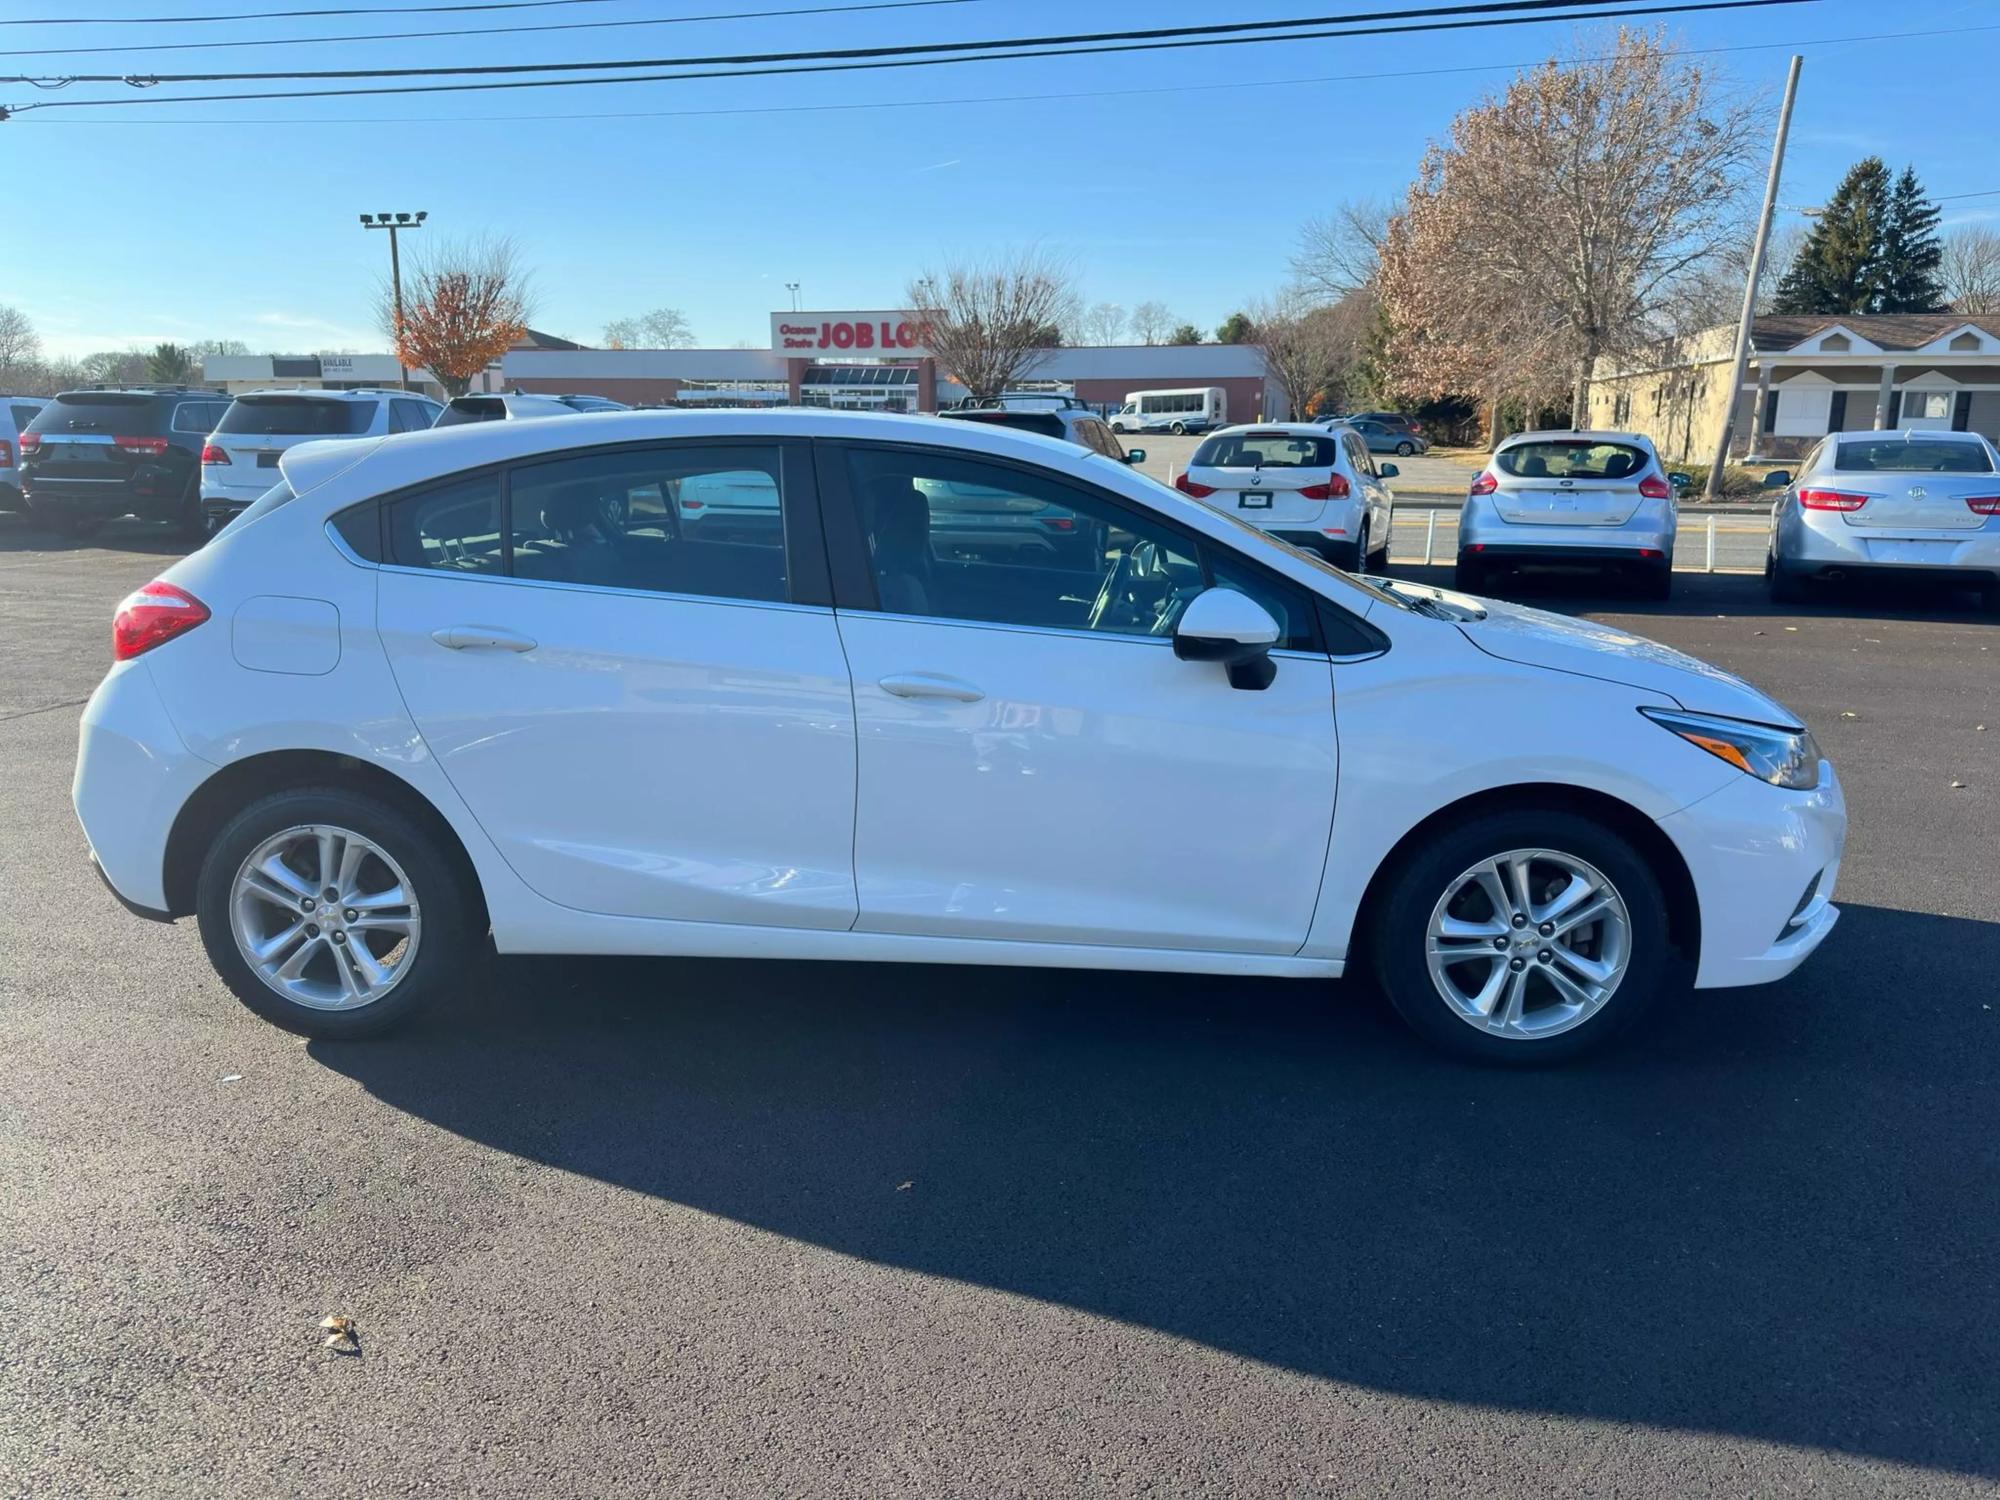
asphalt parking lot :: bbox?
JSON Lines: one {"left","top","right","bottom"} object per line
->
{"left": 2, "top": 514, "right": 1996, "bottom": 1498}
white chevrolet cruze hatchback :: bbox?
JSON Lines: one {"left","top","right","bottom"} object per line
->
{"left": 75, "top": 410, "right": 1846, "bottom": 1063}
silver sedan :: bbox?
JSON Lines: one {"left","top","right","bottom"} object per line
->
{"left": 1765, "top": 431, "right": 2000, "bottom": 608}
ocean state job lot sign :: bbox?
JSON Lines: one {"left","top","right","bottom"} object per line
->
{"left": 770, "top": 311, "right": 931, "bottom": 356}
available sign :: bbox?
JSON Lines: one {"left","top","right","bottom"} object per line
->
{"left": 770, "top": 311, "right": 930, "bottom": 357}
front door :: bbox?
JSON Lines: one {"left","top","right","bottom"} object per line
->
{"left": 375, "top": 440, "right": 858, "bottom": 928}
{"left": 824, "top": 442, "right": 1339, "bottom": 955}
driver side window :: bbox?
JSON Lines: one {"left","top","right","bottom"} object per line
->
{"left": 842, "top": 448, "right": 1200, "bottom": 638}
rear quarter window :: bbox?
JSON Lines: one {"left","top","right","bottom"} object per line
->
{"left": 1496, "top": 441, "right": 1649, "bottom": 480}
{"left": 1833, "top": 439, "right": 1992, "bottom": 473}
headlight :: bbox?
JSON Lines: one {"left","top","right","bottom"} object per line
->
{"left": 1640, "top": 708, "right": 1823, "bottom": 790}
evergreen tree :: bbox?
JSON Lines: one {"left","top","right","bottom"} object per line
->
{"left": 1215, "top": 311, "right": 1255, "bottom": 344}
{"left": 1772, "top": 157, "right": 1891, "bottom": 314}
{"left": 1878, "top": 165, "right": 1945, "bottom": 312}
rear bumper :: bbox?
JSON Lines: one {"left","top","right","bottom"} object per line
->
{"left": 25, "top": 478, "right": 177, "bottom": 519}
{"left": 1460, "top": 540, "right": 1672, "bottom": 566}
{"left": 73, "top": 660, "right": 212, "bottom": 915}
{"left": 1776, "top": 511, "right": 2000, "bottom": 580}
{"left": 0, "top": 478, "right": 21, "bottom": 511}
{"left": 1657, "top": 760, "right": 1847, "bottom": 989}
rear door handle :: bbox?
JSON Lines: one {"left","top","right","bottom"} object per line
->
{"left": 878, "top": 672, "right": 984, "bottom": 703}
{"left": 432, "top": 625, "right": 537, "bottom": 653}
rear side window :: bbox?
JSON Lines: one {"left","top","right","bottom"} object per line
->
{"left": 1495, "top": 440, "right": 1649, "bottom": 480}
{"left": 1833, "top": 439, "right": 1992, "bottom": 473}
{"left": 10, "top": 403, "right": 40, "bottom": 429}
{"left": 387, "top": 472, "right": 506, "bottom": 574}
{"left": 389, "top": 399, "right": 435, "bottom": 434}
{"left": 1193, "top": 432, "right": 1340, "bottom": 469}
{"left": 433, "top": 397, "right": 506, "bottom": 427}
{"left": 219, "top": 398, "right": 375, "bottom": 436}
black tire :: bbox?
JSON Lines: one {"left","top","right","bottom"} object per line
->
{"left": 1766, "top": 553, "right": 1807, "bottom": 604}
{"left": 1641, "top": 562, "right": 1673, "bottom": 601}
{"left": 195, "top": 785, "right": 479, "bottom": 1039}
{"left": 174, "top": 472, "right": 206, "bottom": 541}
{"left": 1978, "top": 578, "right": 2000, "bottom": 615}
{"left": 1170, "top": 421, "right": 1187, "bottom": 435}
{"left": 1396, "top": 440, "right": 1416, "bottom": 456}
{"left": 1368, "top": 808, "right": 1672, "bottom": 1065}
{"left": 1453, "top": 558, "right": 1488, "bottom": 594}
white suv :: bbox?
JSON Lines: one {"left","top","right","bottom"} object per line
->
{"left": 1174, "top": 422, "right": 1396, "bottom": 571}
{"left": 200, "top": 389, "right": 441, "bottom": 531}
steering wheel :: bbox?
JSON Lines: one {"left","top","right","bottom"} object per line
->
{"left": 1087, "top": 540, "right": 1178, "bottom": 633}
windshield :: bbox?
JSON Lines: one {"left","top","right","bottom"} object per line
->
{"left": 1193, "top": 432, "right": 1339, "bottom": 469}
{"left": 1495, "top": 440, "right": 1649, "bottom": 480}
{"left": 218, "top": 398, "right": 375, "bottom": 436}
{"left": 1833, "top": 438, "right": 1991, "bottom": 473}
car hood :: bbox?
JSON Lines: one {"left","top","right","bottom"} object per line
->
{"left": 1385, "top": 581, "right": 1800, "bottom": 726}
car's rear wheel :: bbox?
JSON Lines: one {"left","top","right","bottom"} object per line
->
{"left": 1170, "top": 421, "right": 1187, "bottom": 435}
{"left": 1766, "top": 551, "right": 1808, "bottom": 604}
{"left": 1396, "top": 440, "right": 1416, "bottom": 456}
{"left": 1641, "top": 561, "right": 1673, "bottom": 601}
{"left": 1454, "top": 558, "right": 1488, "bottom": 594}
{"left": 195, "top": 786, "right": 477, "bottom": 1038}
{"left": 1370, "top": 809, "right": 1671, "bottom": 1064}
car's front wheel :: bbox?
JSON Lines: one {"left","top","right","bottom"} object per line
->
{"left": 195, "top": 786, "right": 477, "bottom": 1038}
{"left": 1370, "top": 809, "right": 1671, "bottom": 1064}
{"left": 1396, "top": 440, "right": 1416, "bottom": 456}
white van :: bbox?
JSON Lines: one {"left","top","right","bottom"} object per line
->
{"left": 1109, "top": 387, "right": 1226, "bottom": 436}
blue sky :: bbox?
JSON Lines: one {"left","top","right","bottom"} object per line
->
{"left": 6, "top": 0, "right": 2000, "bottom": 357}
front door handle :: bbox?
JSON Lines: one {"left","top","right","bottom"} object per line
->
{"left": 878, "top": 672, "right": 984, "bottom": 703}
{"left": 432, "top": 625, "right": 537, "bottom": 653}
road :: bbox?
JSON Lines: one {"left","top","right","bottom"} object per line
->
{"left": 2, "top": 514, "right": 1996, "bottom": 1498}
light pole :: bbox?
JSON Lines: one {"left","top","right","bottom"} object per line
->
{"left": 360, "top": 211, "right": 427, "bottom": 391}
{"left": 785, "top": 281, "right": 801, "bottom": 312}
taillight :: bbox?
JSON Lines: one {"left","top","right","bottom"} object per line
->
{"left": 17, "top": 432, "right": 40, "bottom": 456}
{"left": 1967, "top": 495, "right": 2000, "bottom": 516}
{"left": 1798, "top": 488, "right": 1868, "bottom": 512}
{"left": 1174, "top": 473, "right": 1216, "bottom": 498}
{"left": 112, "top": 581, "right": 210, "bottom": 661}
{"left": 1298, "top": 474, "right": 1351, "bottom": 500}
{"left": 1638, "top": 474, "right": 1671, "bottom": 499}
{"left": 114, "top": 435, "right": 171, "bottom": 457}
{"left": 201, "top": 443, "right": 230, "bottom": 466}
{"left": 1469, "top": 471, "right": 1498, "bottom": 495}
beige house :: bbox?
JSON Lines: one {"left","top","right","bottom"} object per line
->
{"left": 1586, "top": 314, "right": 2000, "bottom": 464}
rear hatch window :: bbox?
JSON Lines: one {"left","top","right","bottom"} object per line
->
{"left": 33, "top": 392, "right": 167, "bottom": 434}
{"left": 219, "top": 397, "right": 375, "bottom": 436}
{"left": 1193, "top": 432, "right": 1340, "bottom": 468}
{"left": 938, "top": 410, "right": 1065, "bottom": 440}
{"left": 1495, "top": 440, "right": 1650, "bottom": 481}
{"left": 433, "top": 397, "right": 507, "bottom": 427}
{"left": 1833, "top": 439, "right": 1991, "bottom": 473}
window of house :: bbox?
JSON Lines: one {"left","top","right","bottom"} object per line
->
{"left": 1772, "top": 385, "right": 1834, "bottom": 436}
{"left": 1905, "top": 390, "right": 1954, "bottom": 422}
{"left": 1819, "top": 333, "right": 1851, "bottom": 352}
{"left": 1949, "top": 332, "right": 1982, "bottom": 351}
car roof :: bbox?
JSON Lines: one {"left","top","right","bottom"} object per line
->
{"left": 1501, "top": 429, "right": 1652, "bottom": 445}
{"left": 1205, "top": 422, "right": 1338, "bottom": 438}
{"left": 233, "top": 388, "right": 386, "bottom": 401}
{"left": 1831, "top": 428, "right": 1987, "bottom": 444}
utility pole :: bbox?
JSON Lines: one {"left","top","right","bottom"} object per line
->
{"left": 360, "top": 211, "right": 428, "bottom": 391}
{"left": 1705, "top": 56, "right": 1801, "bottom": 502}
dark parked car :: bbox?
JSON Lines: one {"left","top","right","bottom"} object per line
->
{"left": 19, "top": 387, "right": 231, "bottom": 536}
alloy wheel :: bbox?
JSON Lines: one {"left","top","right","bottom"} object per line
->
{"left": 228, "top": 823, "right": 422, "bottom": 1010}
{"left": 1424, "top": 847, "right": 1631, "bottom": 1040}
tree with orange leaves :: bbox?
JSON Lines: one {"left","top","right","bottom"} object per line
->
{"left": 380, "top": 237, "right": 532, "bottom": 398}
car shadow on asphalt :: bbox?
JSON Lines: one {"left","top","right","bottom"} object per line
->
{"left": 1386, "top": 563, "right": 2000, "bottom": 624}
{"left": 0, "top": 512, "right": 188, "bottom": 558}
{"left": 312, "top": 901, "right": 1999, "bottom": 1478}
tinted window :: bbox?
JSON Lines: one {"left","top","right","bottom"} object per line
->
{"left": 11, "top": 403, "right": 41, "bottom": 428}
{"left": 1206, "top": 554, "right": 1318, "bottom": 654}
{"left": 510, "top": 444, "right": 787, "bottom": 603}
{"left": 1833, "top": 438, "right": 1991, "bottom": 473}
{"left": 390, "top": 399, "right": 434, "bottom": 434}
{"left": 938, "top": 410, "right": 1065, "bottom": 440}
{"left": 1495, "top": 440, "right": 1649, "bottom": 480}
{"left": 433, "top": 397, "right": 506, "bottom": 427}
{"left": 172, "top": 402, "right": 220, "bottom": 433}
{"left": 38, "top": 392, "right": 162, "bottom": 434}
{"left": 1192, "top": 432, "right": 1340, "bottom": 469}
{"left": 387, "top": 472, "right": 505, "bottom": 574}
{"left": 219, "top": 398, "right": 375, "bottom": 436}
{"left": 846, "top": 447, "right": 1202, "bottom": 638}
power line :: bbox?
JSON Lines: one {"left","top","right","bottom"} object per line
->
{"left": 7, "top": 0, "right": 1816, "bottom": 85}
{"left": 2, "top": 0, "right": 633, "bottom": 24}
{"left": 20, "top": 19, "right": 1980, "bottom": 129}
{"left": 0, "top": 0, "right": 991, "bottom": 58}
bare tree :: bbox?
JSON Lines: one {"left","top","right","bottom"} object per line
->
{"left": 1129, "top": 300, "right": 1175, "bottom": 345}
{"left": 1375, "top": 29, "right": 1761, "bottom": 426}
{"left": 0, "top": 304, "right": 39, "bottom": 385}
{"left": 1068, "top": 300, "right": 1126, "bottom": 346}
{"left": 908, "top": 250, "right": 1076, "bottom": 400}
{"left": 1942, "top": 226, "right": 2000, "bottom": 314}
{"left": 603, "top": 307, "right": 695, "bottom": 348}
{"left": 378, "top": 236, "right": 533, "bottom": 398}
{"left": 1291, "top": 198, "right": 1393, "bottom": 302}
{"left": 1252, "top": 288, "right": 1375, "bottom": 420}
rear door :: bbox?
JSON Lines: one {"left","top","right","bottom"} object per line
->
{"left": 1189, "top": 429, "right": 1340, "bottom": 525}
{"left": 1491, "top": 439, "right": 1646, "bottom": 526}
{"left": 1825, "top": 437, "right": 1994, "bottom": 532}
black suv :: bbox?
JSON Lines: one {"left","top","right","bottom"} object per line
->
{"left": 19, "top": 387, "right": 231, "bottom": 536}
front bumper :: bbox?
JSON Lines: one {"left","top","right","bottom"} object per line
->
{"left": 74, "top": 660, "right": 213, "bottom": 915}
{"left": 1657, "top": 759, "right": 1847, "bottom": 989}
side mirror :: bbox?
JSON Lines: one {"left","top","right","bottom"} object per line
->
{"left": 1123, "top": 447, "right": 1147, "bottom": 464}
{"left": 1761, "top": 470, "right": 1792, "bottom": 489}
{"left": 1668, "top": 471, "right": 1693, "bottom": 491}
{"left": 1378, "top": 462, "right": 1399, "bottom": 478}
{"left": 1173, "top": 587, "right": 1280, "bottom": 691}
